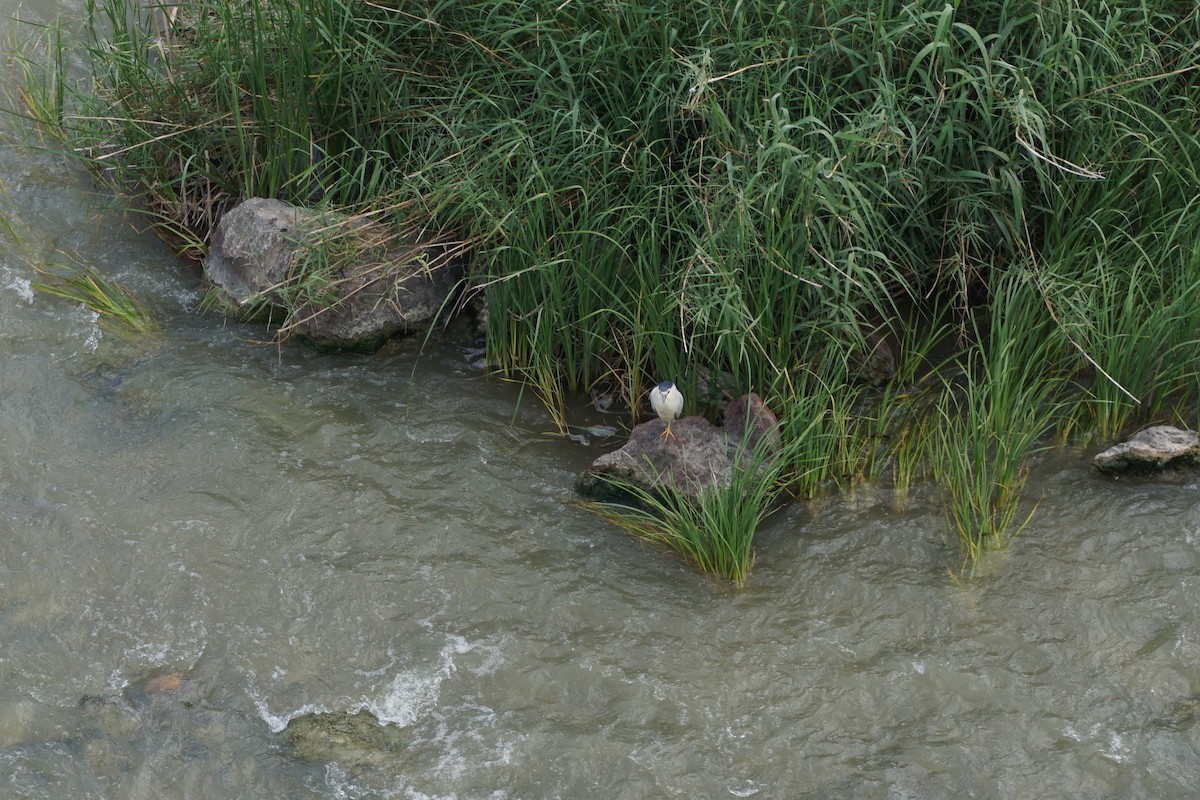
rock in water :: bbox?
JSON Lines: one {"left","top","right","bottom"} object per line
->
{"left": 279, "top": 710, "right": 408, "bottom": 766}
{"left": 576, "top": 393, "right": 781, "bottom": 501}
{"left": 203, "top": 197, "right": 464, "bottom": 351}
{"left": 1093, "top": 425, "right": 1200, "bottom": 474}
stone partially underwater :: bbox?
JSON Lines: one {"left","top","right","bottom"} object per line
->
{"left": 1093, "top": 425, "right": 1200, "bottom": 474}
{"left": 278, "top": 709, "right": 409, "bottom": 767}
{"left": 576, "top": 393, "right": 781, "bottom": 501}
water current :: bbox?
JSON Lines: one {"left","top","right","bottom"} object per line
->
{"left": 2, "top": 2, "right": 1200, "bottom": 797}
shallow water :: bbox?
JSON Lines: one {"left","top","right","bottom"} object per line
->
{"left": 3, "top": 3, "right": 1200, "bottom": 798}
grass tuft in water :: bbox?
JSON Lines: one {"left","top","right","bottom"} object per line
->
{"left": 930, "top": 269, "right": 1067, "bottom": 575}
{"left": 32, "top": 264, "right": 159, "bottom": 335}
{"left": 584, "top": 416, "right": 815, "bottom": 585}
{"left": 585, "top": 462, "right": 783, "bottom": 587}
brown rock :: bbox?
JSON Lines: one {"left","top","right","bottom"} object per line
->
{"left": 145, "top": 672, "right": 187, "bottom": 695}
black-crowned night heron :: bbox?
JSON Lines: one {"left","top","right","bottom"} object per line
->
{"left": 649, "top": 380, "right": 684, "bottom": 440}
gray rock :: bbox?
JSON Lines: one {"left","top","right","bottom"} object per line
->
{"left": 576, "top": 393, "right": 781, "bottom": 501}
{"left": 203, "top": 197, "right": 464, "bottom": 351}
{"left": 1093, "top": 425, "right": 1200, "bottom": 473}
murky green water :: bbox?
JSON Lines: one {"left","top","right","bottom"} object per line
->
{"left": 3, "top": 3, "right": 1200, "bottom": 797}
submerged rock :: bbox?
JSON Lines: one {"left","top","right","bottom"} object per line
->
{"left": 74, "top": 671, "right": 208, "bottom": 778}
{"left": 144, "top": 671, "right": 189, "bottom": 696}
{"left": 576, "top": 393, "right": 781, "bottom": 501}
{"left": 203, "top": 197, "right": 465, "bottom": 351}
{"left": 1155, "top": 693, "right": 1200, "bottom": 732}
{"left": 1093, "top": 425, "right": 1200, "bottom": 474}
{"left": 279, "top": 709, "right": 407, "bottom": 766}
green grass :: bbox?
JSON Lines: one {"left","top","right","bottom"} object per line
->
{"left": 1045, "top": 198, "right": 1200, "bottom": 441}
{"left": 9, "top": 0, "right": 1200, "bottom": 577}
{"left": 929, "top": 269, "right": 1067, "bottom": 576}
{"left": 583, "top": 473, "right": 778, "bottom": 587}
{"left": 854, "top": 313, "right": 952, "bottom": 493}
{"left": 584, "top": 431, "right": 791, "bottom": 586}
{"left": 32, "top": 264, "right": 159, "bottom": 335}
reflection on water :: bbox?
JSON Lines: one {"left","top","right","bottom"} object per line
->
{"left": 3, "top": 3, "right": 1200, "bottom": 797}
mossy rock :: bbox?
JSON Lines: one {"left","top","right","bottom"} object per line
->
{"left": 279, "top": 710, "right": 408, "bottom": 766}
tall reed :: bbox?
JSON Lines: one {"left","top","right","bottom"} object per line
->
{"left": 930, "top": 269, "right": 1068, "bottom": 574}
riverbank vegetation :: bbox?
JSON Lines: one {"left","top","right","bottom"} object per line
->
{"left": 584, "top": 453, "right": 785, "bottom": 586}
{"left": 13, "top": 0, "right": 1200, "bottom": 577}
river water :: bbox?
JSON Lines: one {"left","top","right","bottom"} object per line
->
{"left": 3, "top": 3, "right": 1200, "bottom": 798}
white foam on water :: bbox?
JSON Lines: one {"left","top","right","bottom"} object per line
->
{"left": 1062, "top": 721, "right": 1134, "bottom": 764}
{"left": 359, "top": 666, "right": 444, "bottom": 729}
{"left": 1100, "top": 730, "right": 1131, "bottom": 763}
{"left": 358, "top": 634, "right": 478, "bottom": 728}
{"left": 321, "top": 762, "right": 418, "bottom": 800}
{"left": 252, "top": 633, "right": 499, "bottom": 735}
{"left": 322, "top": 759, "right": 487, "bottom": 800}
{"left": 255, "top": 630, "right": 512, "bottom": 793}
{"left": 728, "top": 780, "right": 762, "bottom": 797}
{"left": 127, "top": 640, "right": 174, "bottom": 664}
{"left": 175, "top": 285, "right": 201, "bottom": 309}
{"left": 82, "top": 309, "right": 101, "bottom": 352}
{"left": 255, "top": 698, "right": 333, "bottom": 734}
{"left": 353, "top": 644, "right": 399, "bottom": 679}
{"left": 3, "top": 270, "right": 34, "bottom": 304}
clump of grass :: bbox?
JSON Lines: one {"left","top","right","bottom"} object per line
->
{"left": 930, "top": 270, "right": 1067, "bottom": 575}
{"left": 1044, "top": 198, "right": 1200, "bottom": 442}
{"left": 585, "top": 442, "right": 788, "bottom": 586}
{"left": 584, "top": 410, "right": 821, "bottom": 584}
{"left": 32, "top": 264, "right": 159, "bottom": 335}
{"left": 12, "top": 22, "right": 65, "bottom": 136}
{"left": 850, "top": 309, "right": 955, "bottom": 490}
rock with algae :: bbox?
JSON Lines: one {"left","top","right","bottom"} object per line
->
{"left": 279, "top": 709, "right": 408, "bottom": 767}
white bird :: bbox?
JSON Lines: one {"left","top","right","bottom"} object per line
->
{"left": 649, "top": 380, "right": 684, "bottom": 440}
